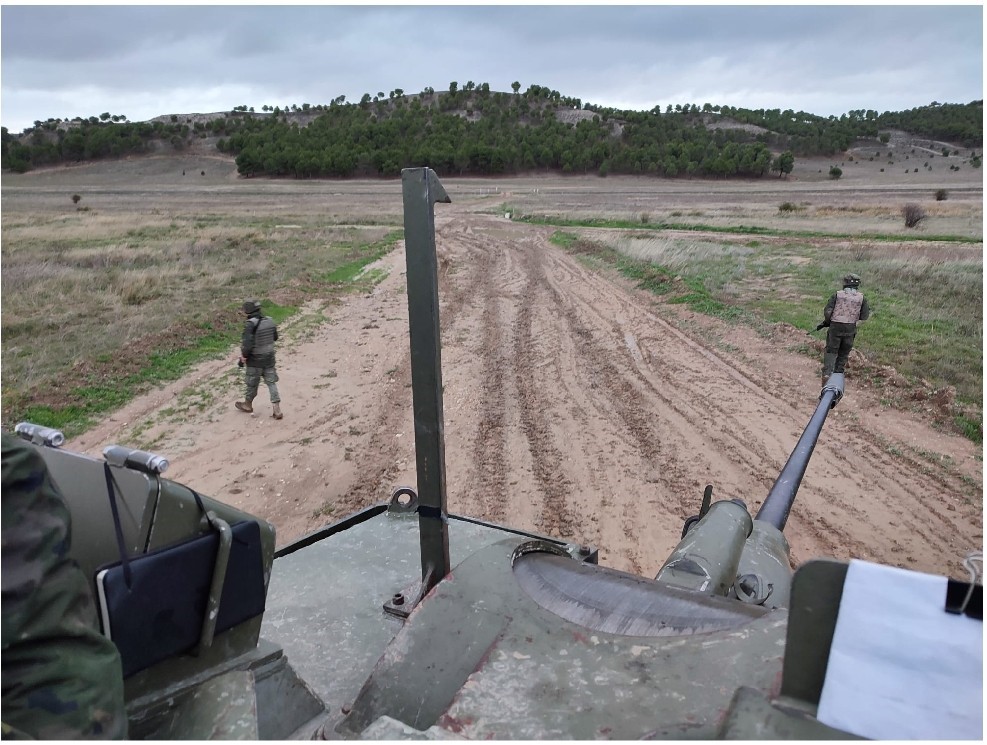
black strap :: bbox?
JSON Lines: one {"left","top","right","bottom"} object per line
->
{"left": 103, "top": 463, "right": 133, "bottom": 588}
{"left": 189, "top": 486, "right": 206, "bottom": 512}
{"left": 103, "top": 463, "right": 214, "bottom": 588}
{"left": 243, "top": 316, "right": 262, "bottom": 363}
{"left": 189, "top": 487, "right": 219, "bottom": 531}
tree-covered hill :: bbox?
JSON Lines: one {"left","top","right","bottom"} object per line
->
{"left": 2, "top": 83, "right": 981, "bottom": 180}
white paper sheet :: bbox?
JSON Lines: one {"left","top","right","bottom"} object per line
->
{"left": 817, "top": 559, "right": 983, "bottom": 740}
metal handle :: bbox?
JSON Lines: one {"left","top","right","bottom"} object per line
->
{"left": 196, "top": 514, "right": 233, "bottom": 654}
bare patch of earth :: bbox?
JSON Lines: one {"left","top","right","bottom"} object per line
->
{"left": 71, "top": 205, "right": 983, "bottom": 581}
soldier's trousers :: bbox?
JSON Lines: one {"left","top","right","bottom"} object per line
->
{"left": 823, "top": 322, "right": 857, "bottom": 375}
{"left": 245, "top": 365, "right": 280, "bottom": 404}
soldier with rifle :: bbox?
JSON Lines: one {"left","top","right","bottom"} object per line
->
{"left": 235, "top": 299, "right": 284, "bottom": 420}
{"left": 814, "top": 273, "right": 870, "bottom": 386}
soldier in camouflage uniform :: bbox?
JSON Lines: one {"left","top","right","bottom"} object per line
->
{"left": 1, "top": 432, "right": 128, "bottom": 739}
{"left": 821, "top": 273, "right": 870, "bottom": 386}
{"left": 235, "top": 299, "right": 283, "bottom": 419}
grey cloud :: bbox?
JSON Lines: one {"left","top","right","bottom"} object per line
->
{"left": 0, "top": 5, "right": 980, "bottom": 133}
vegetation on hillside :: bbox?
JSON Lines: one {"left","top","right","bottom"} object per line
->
{"left": 2, "top": 84, "right": 981, "bottom": 178}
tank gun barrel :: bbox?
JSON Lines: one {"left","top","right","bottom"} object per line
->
{"left": 754, "top": 373, "right": 844, "bottom": 531}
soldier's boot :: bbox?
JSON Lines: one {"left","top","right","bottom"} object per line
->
{"left": 235, "top": 400, "right": 254, "bottom": 413}
{"left": 272, "top": 403, "right": 283, "bottom": 420}
{"left": 821, "top": 374, "right": 830, "bottom": 387}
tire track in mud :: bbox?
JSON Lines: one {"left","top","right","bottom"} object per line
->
{"left": 410, "top": 217, "right": 797, "bottom": 571}
{"left": 534, "top": 242, "right": 780, "bottom": 537}
{"left": 313, "top": 220, "right": 483, "bottom": 523}
{"left": 329, "top": 357, "right": 412, "bottom": 517}
{"left": 324, "top": 212, "right": 977, "bottom": 576}
{"left": 808, "top": 433, "right": 976, "bottom": 571}
{"left": 457, "top": 226, "right": 511, "bottom": 525}
{"left": 460, "top": 221, "right": 804, "bottom": 572}
{"left": 441, "top": 219, "right": 643, "bottom": 557}
{"left": 511, "top": 229, "right": 971, "bottom": 575}
{"left": 540, "top": 246, "right": 789, "bottom": 477}
{"left": 512, "top": 239, "right": 580, "bottom": 541}
{"left": 535, "top": 246, "right": 746, "bottom": 572}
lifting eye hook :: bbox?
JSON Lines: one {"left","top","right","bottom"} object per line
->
{"left": 734, "top": 573, "right": 774, "bottom": 605}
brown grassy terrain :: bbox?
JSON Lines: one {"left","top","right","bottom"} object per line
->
{"left": 1, "top": 145, "right": 982, "bottom": 581}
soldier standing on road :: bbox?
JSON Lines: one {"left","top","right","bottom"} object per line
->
{"left": 821, "top": 273, "right": 870, "bottom": 386}
{"left": 1, "top": 432, "right": 128, "bottom": 739}
{"left": 235, "top": 299, "right": 283, "bottom": 420}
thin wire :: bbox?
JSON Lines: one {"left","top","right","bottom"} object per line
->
{"left": 959, "top": 550, "right": 982, "bottom": 614}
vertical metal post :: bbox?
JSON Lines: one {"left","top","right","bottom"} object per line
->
{"left": 401, "top": 167, "right": 452, "bottom": 593}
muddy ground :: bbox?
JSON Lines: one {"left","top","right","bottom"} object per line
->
{"left": 65, "top": 179, "right": 983, "bottom": 579}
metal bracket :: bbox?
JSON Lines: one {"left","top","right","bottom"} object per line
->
{"left": 681, "top": 484, "right": 714, "bottom": 537}
{"left": 383, "top": 567, "right": 435, "bottom": 620}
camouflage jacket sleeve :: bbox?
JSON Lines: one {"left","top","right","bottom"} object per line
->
{"left": 823, "top": 293, "right": 837, "bottom": 322}
{"left": 1, "top": 433, "right": 128, "bottom": 739}
{"left": 858, "top": 295, "right": 870, "bottom": 321}
{"left": 240, "top": 318, "right": 258, "bottom": 357}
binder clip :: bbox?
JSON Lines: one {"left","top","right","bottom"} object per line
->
{"left": 945, "top": 551, "right": 982, "bottom": 620}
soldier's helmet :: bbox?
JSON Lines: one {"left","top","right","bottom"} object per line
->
{"left": 242, "top": 299, "right": 262, "bottom": 314}
{"left": 843, "top": 273, "right": 861, "bottom": 288}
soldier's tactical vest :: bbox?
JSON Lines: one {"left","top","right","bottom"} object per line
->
{"left": 831, "top": 289, "right": 864, "bottom": 324}
{"left": 250, "top": 317, "right": 277, "bottom": 360}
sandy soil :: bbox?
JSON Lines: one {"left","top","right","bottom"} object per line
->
{"left": 67, "top": 193, "right": 982, "bottom": 580}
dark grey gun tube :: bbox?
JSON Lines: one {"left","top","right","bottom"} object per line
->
{"left": 755, "top": 373, "right": 844, "bottom": 531}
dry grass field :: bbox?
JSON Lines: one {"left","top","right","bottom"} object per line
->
{"left": 0, "top": 144, "right": 982, "bottom": 580}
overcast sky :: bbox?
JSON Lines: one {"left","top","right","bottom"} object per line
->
{"left": 1, "top": 5, "right": 982, "bottom": 134}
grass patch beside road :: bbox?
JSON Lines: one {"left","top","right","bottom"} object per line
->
{"left": 1, "top": 213, "right": 402, "bottom": 436}
{"left": 526, "top": 214, "right": 980, "bottom": 244}
{"left": 550, "top": 228, "right": 983, "bottom": 440}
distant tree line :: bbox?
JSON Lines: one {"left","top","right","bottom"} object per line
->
{"left": 221, "top": 96, "right": 777, "bottom": 179}
{"left": 873, "top": 101, "right": 982, "bottom": 148}
{"left": 2, "top": 86, "right": 982, "bottom": 179}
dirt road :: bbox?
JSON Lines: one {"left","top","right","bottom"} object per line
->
{"left": 71, "top": 204, "right": 982, "bottom": 578}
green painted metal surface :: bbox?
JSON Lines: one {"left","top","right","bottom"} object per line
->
{"left": 401, "top": 167, "right": 453, "bottom": 592}
{"left": 327, "top": 535, "right": 789, "bottom": 739}
{"left": 260, "top": 509, "right": 542, "bottom": 735}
